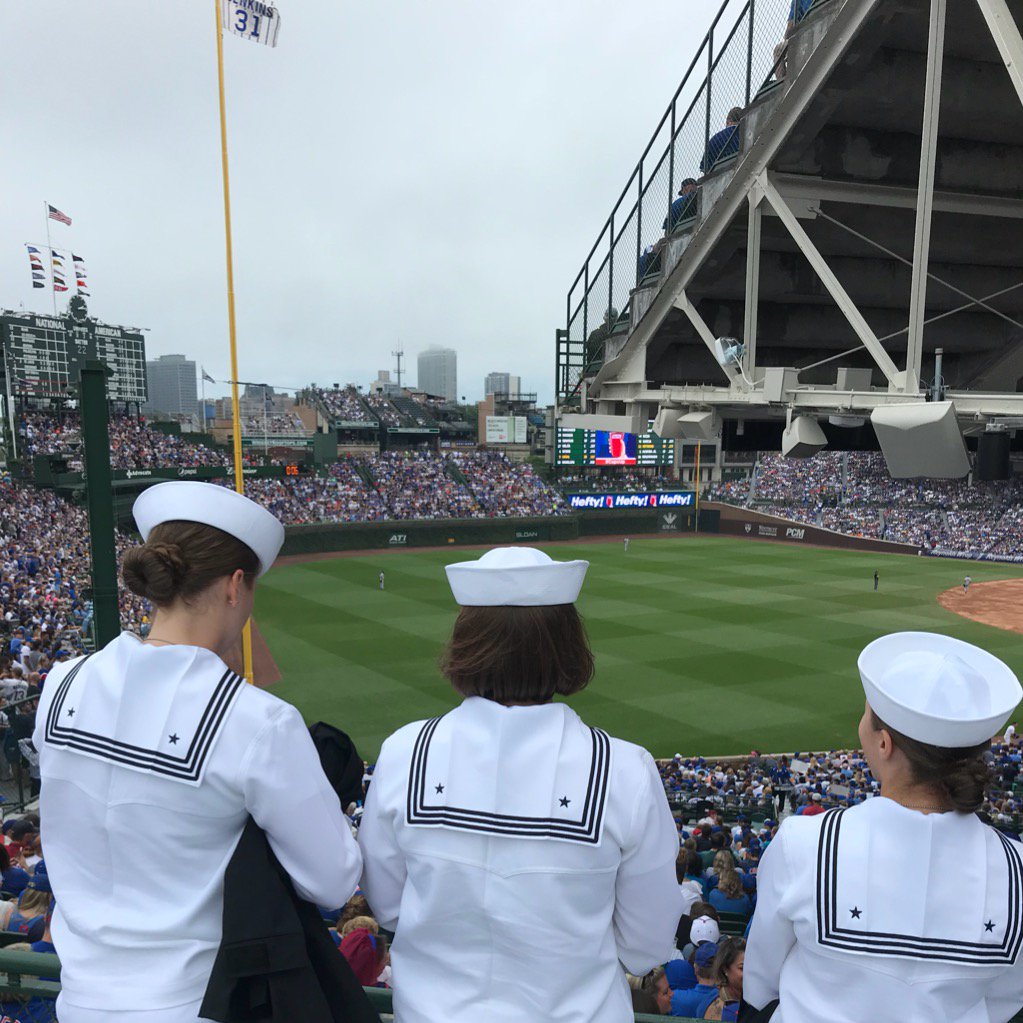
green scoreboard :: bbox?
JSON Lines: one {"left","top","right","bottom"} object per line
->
{"left": 1, "top": 308, "right": 147, "bottom": 403}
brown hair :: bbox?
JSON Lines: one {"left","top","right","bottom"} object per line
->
{"left": 122, "top": 521, "right": 259, "bottom": 607}
{"left": 717, "top": 864, "right": 745, "bottom": 900}
{"left": 713, "top": 936, "right": 746, "bottom": 989}
{"left": 870, "top": 710, "right": 991, "bottom": 813}
{"left": 340, "top": 915, "right": 379, "bottom": 939}
{"left": 440, "top": 604, "right": 594, "bottom": 704}
{"left": 676, "top": 848, "right": 701, "bottom": 882}
{"left": 337, "top": 893, "right": 371, "bottom": 930}
{"left": 16, "top": 888, "right": 52, "bottom": 918}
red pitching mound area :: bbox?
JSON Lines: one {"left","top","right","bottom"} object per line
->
{"left": 937, "top": 579, "right": 1023, "bottom": 637}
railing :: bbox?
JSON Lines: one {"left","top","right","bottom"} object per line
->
{"left": 559, "top": 0, "right": 826, "bottom": 403}
{"left": 0, "top": 692, "right": 46, "bottom": 814}
{"left": 0, "top": 948, "right": 701, "bottom": 1022}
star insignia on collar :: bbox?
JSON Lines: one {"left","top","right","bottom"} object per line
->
{"left": 435, "top": 783, "right": 444, "bottom": 794}
{"left": 559, "top": 796, "right": 571, "bottom": 807}
{"left": 168, "top": 734, "right": 180, "bottom": 745}
{"left": 985, "top": 920, "right": 996, "bottom": 933}
{"left": 850, "top": 907, "right": 862, "bottom": 919}
{"left": 67, "top": 708, "right": 75, "bottom": 718}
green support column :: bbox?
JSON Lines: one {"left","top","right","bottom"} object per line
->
{"left": 79, "top": 360, "right": 120, "bottom": 648}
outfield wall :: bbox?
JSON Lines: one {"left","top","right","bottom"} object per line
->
{"left": 280, "top": 508, "right": 703, "bottom": 556}
{"left": 706, "top": 502, "right": 918, "bottom": 556}
{"left": 279, "top": 503, "right": 917, "bottom": 557}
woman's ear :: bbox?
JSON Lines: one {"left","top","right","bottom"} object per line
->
{"left": 224, "top": 569, "right": 246, "bottom": 609}
{"left": 877, "top": 726, "right": 896, "bottom": 763}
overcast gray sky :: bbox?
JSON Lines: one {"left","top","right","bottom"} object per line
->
{"left": 2, "top": 0, "right": 723, "bottom": 404}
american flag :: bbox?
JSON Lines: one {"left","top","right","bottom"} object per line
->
{"left": 47, "top": 204, "right": 72, "bottom": 226}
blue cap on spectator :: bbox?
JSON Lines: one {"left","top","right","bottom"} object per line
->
{"left": 695, "top": 942, "right": 719, "bottom": 968}
{"left": 26, "top": 875, "right": 51, "bottom": 894}
{"left": 711, "top": 825, "right": 723, "bottom": 833}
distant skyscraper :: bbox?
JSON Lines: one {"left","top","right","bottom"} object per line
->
{"left": 144, "top": 354, "right": 197, "bottom": 416}
{"left": 417, "top": 346, "right": 457, "bottom": 401}
{"left": 484, "top": 372, "right": 519, "bottom": 398}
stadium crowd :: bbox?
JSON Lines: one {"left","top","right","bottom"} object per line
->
{"left": 18, "top": 412, "right": 230, "bottom": 472}
{"left": 241, "top": 411, "right": 308, "bottom": 436}
{"left": 706, "top": 451, "right": 1023, "bottom": 558}
{"left": 315, "top": 386, "right": 375, "bottom": 423}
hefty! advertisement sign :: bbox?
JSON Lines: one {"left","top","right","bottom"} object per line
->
{"left": 568, "top": 491, "right": 694, "bottom": 510}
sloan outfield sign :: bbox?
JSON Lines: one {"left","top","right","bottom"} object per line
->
{"left": 567, "top": 491, "right": 695, "bottom": 510}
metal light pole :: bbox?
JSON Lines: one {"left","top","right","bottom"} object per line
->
{"left": 79, "top": 360, "right": 120, "bottom": 648}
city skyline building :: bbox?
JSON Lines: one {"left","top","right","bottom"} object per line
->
{"left": 417, "top": 345, "right": 457, "bottom": 401}
{"left": 144, "top": 354, "right": 197, "bottom": 417}
{"left": 484, "top": 371, "right": 520, "bottom": 398}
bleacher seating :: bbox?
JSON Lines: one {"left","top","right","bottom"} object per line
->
{"left": 705, "top": 452, "right": 1023, "bottom": 559}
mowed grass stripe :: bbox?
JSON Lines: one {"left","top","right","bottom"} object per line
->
{"left": 255, "top": 536, "right": 1023, "bottom": 760}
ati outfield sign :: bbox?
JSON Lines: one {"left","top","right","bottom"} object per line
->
{"left": 567, "top": 491, "right": 694, "bottom": 510}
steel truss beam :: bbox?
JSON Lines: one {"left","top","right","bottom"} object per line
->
{"left": 596, "top": 379, "right": 1023, "bottom": 420}
{"left": 772, "top": 175, "right": 1023, "bottom": 220}
{"left": 976, "top": 0, "right": 1023, "bottom": 108}
{"left": 757, "top": 171, "right": 903, "bottom": 389}
{"left": 743, "top": 183, "right": 764, "bottom": 380}
{"left": 905, "top": 0, "right": 946, "bottom": 392}
{"left": 671, "top": 291, "right": 743, "bottom": 387}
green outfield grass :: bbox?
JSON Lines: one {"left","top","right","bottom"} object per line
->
{"left": 255, "top": 536, "right": 1023, "bottom": 761}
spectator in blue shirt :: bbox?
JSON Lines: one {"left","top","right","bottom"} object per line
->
{"left": 701, "top": 108, "right": 743, "bottom": 172}
{"left": 0, "top": 845, "right": 29, "bottom": 900}
{"left": 708, "top": 864, "right": 754, "bottom": 917}
{"left": 671, "top": 941, "right": 721, "bottom": 1017}
{"left": 663, "top": 178, "right": 699, "bottom": 232}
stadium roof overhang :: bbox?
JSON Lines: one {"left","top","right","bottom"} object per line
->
{"left": 576, "top": 0, "right": 1023, "bottom": 436}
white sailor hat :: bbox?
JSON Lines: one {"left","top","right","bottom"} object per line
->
{"left": 444, "top": 547, "right": 588, "bottom": 607}
{"left": 858, "top": 632, "right": 1021, "bottom": 748}
{"left": 133, "top": 481, "right": 285, "bottom": 577}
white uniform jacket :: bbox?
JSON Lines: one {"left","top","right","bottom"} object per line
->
{"left": 745, "top": 798, "right": 1023, "bottom": 1023}
{"left": 358, "top": 696, "right": 683, "bottom": 1023}
{"left": 34, "top": 633, "right": 362, "bottom": 1014}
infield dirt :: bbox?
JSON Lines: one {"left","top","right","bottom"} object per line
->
{"left": 938, "top": 579, "right": 1023, "bottom": 637}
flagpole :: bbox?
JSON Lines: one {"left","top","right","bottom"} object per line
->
{"left": 213, "top": 0, "right": 254, "bottom": 685}
{"left": 43, "top": 202, "right": 57, "bottom": 315}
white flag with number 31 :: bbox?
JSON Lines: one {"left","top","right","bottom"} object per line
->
{"left": 222, "top": 0, "right": 281, "bottom": 47}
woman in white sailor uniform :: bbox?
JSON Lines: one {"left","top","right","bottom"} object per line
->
{"left": 33, "top": 482, "right": 362, "bottom": 1023}
{"left": 358, "top": 547, "right": 684, "bottom": 1023}
{"left": 744, "top": 632, "right": 1023, "bottom": 1023}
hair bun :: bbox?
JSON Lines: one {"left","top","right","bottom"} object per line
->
{"left": 147, "top": 541, "right": 186, "bottom": 581}
{"left": 122, "top": 541, "right": 186, "bottom": 605}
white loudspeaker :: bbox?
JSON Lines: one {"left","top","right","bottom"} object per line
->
{"left": 781, "top": 416, "right": 828, "bottom": 458}
{"left": 678, "top": 410, "right": 719, "bottom": 441}
{"left": 870, "top": 401, "right": 970, "bottom": 478}
{"left": 652, "top": 408, "right": 685, "bottom": 440}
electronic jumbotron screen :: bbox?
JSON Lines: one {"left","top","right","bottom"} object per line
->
{"left": 555, "top": 425, "right": 675, "bottom": 467}
{"left": 593, "top": 430, "right": 637, "bottom": 465}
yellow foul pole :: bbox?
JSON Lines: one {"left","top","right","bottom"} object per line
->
{"left": 694, "top": 441, "right": 701, "bottom": 534}
{"left": 214, "top": 0, "right": 254, "bottom": 683}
